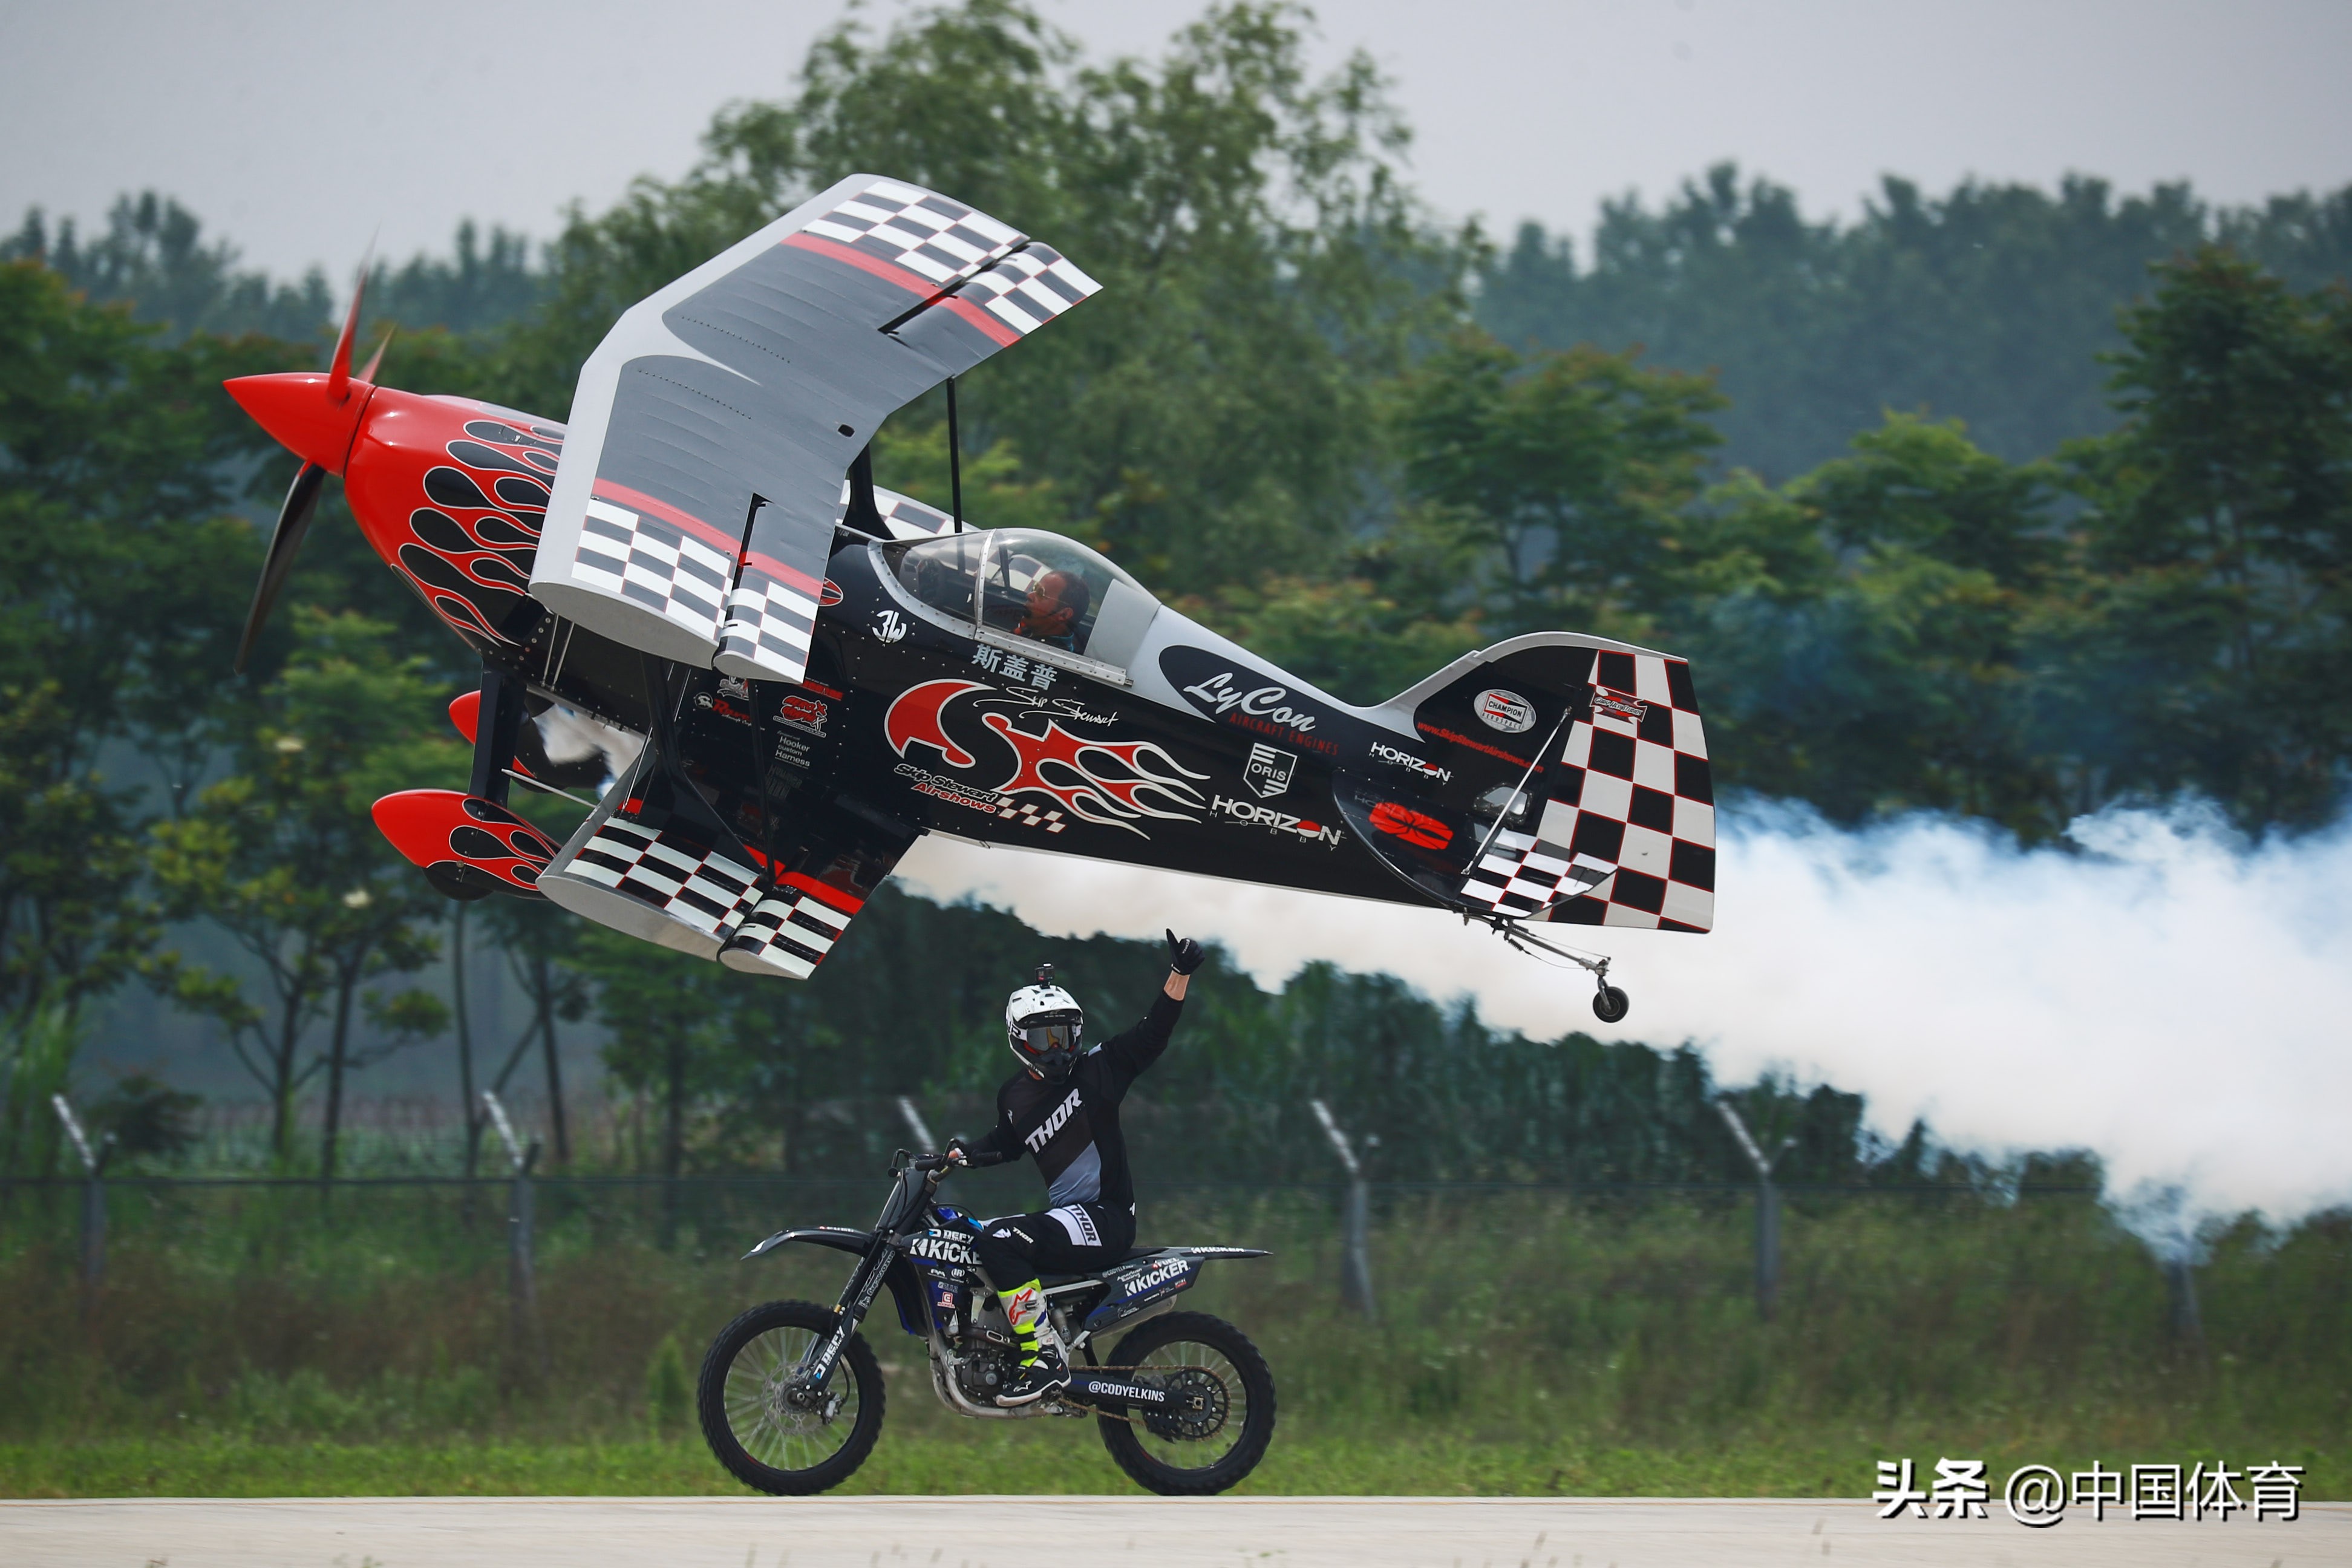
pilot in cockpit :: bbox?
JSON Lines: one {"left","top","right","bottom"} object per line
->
{"left": 1015, "top": 569, "right": 1091, "bottom": 650}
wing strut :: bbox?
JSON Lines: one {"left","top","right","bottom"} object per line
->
{"left": 947, "top": 376, "right": 964, "bottom": 532}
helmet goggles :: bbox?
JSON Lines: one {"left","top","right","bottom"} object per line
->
{"left": 1014, "top": 1010, "right": 1083, "bottom": 1067}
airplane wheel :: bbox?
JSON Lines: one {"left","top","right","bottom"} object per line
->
{"left": 1592, "top": 986, "right": 1630, "bottom": 1024}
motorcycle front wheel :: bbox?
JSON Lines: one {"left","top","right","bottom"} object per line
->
{"left": 1096, "top": 1310, "right": 1276, "bottom": 1495}
{"left": 698, "top": 1298, "right": 886, "bottom": 1495}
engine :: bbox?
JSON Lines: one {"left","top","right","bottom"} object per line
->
{"left": 952, "top": 1338, "right": 1017, "bottom": 1403}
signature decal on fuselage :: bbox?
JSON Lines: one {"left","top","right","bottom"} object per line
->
{"left": 884, "top": 679, "right": 1206, "bottom": 836}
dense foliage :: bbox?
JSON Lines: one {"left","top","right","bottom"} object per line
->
{"left": 1477, "top": 166, "right": 2352, "bottom": 479}
{"left": 2, "top": 2, "right": 2348, "bottom": 1191}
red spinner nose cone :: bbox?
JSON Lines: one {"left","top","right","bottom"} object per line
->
{"left": 223, "top": 372, "right": 374, "bottom": 474}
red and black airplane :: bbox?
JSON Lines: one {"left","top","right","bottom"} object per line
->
{"left": 226, "top": 174, "right": 1716, "bottom": 1021}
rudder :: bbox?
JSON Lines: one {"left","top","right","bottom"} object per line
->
{"left": 1336, "top": 635, "right": 1716, "bottom": 932}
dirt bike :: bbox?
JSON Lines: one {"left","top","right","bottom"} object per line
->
{"left": 697, "top": 1151, "right": 1278, "bottom": 1497}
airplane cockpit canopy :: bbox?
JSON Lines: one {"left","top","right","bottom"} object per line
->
{"left": 889, "top": 528, "right": 1160, "bottom": 669}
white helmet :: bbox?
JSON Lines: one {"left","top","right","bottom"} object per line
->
{"left": 1005, "top": 964, "right": 1084, "bottom": 1080}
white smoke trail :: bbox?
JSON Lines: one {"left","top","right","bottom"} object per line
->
{"left": 893, "top": 801, "right": 2352, "bottom": 1223}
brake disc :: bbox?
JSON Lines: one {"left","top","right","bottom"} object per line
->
{"left": 1143, "top": 1366, "right": 1227, "bottom": 1441}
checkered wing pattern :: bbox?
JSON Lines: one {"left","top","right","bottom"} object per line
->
{"left": 714, "top": 567, "right": 822, "bottom": 684}
{"left": 801, "top": 179, "right": 1025, "bottom": 289}
{"left": 875, "top": 486, "right": 956, "bottom": 540}
{"left": 1460, "top": 653, "right": 1716, "bottom": 932}
{"left": 955, "top": 245, "right": 1100, "bottom": 338}
{"left": 532, "top": 171, "right": 1099, "bottom": 670}
{"left": 719, "top": 883, "right": 857, "bottom": 979}
{"left": 570, "top": 495, "right": 734, "bottom": 647}
{"left": 825, "top": 479, "right": 959, "bottom": 541}
{"left": 561, "top": 814, "right": 763, "bottom": 945}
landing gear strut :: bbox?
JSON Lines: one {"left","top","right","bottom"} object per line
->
{"left": 1492, "top": 920, "right": 1632, "bottom": 1025}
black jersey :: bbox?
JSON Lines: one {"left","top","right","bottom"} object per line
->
{"left": 967, "top": 991, "right": 1181, "bottom": 1217}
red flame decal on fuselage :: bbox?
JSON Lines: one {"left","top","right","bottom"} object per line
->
{"left": 977, "top": 711, "right": 1207, "bottom": 831}
{"left": 343, "top": 391, "right": 564, "bottom": 648}
{"left": 885, "top": 679, "right": 986, "bottom": 769}
{"left": 883, "top": 678, "right": 1207, "bottom": 834}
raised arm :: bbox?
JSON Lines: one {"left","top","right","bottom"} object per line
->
{"left": 1102, "top": 932, "right": 1206, "bottom": 1090}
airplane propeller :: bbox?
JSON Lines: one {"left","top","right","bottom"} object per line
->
{"left": 232, "top": 256, "right": 387, "bottom": 675}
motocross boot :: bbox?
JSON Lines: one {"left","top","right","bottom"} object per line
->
{"left": 995, "top": 1278, "right": 1071, "bottom": 1406}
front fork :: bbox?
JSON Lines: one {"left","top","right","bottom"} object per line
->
{"left": 796, "top": 1241, "right": 897, "bottom": 1394}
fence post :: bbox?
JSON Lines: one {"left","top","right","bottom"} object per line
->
{"left": 1308, "top": 1099, "right": 1376, "bottom": 1322}
{"left": 2165, "top": 1253, "right": 2205, "bottom": 1353}
{"left": 1715, "top": 1100, "right": 1793, "bottom": 1322}
{"left": 897, "top": 1096, "right": 950, "bottom": 1197}
{"left": 482, "top": 1091, "right": 544, "bottom": 1373}
{"left": 51, "top": 1094, "right": 114, "bottom": 1315}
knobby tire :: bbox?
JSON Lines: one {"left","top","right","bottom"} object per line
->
{"left": 1096, "top": 1310, "right": 1276, "bottom": 1495}
{"left": 699, "top": 1298, "right": 886, "bottom": 1496}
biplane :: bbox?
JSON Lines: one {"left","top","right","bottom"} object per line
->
{"left": 225, "top": 174, "right": 1716, "bottom": 1021}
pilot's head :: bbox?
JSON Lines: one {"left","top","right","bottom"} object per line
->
{"left": 1024, "top": 570, "right": 1090, "bottom": 638}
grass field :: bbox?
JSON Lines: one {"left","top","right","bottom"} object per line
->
{"left": 1, "top": 1184, "right": 2344, "bottom": 1498}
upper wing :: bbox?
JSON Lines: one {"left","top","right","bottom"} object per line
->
{"left": 530, "top": 174, "right": 1099, "bottom": 682}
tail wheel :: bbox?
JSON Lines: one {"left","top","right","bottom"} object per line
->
{"left": 1096, "top": 1310, "right": 1276, "bottom": 1496}
{"left": 1592, "top": 985, "right": 1629, "bottom": 1024}
{"left": 697, "top": 1298, "right": 885, "bottom": 1496}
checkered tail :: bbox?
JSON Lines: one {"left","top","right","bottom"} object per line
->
{"left": 1459, "top": 652, "right": 1716, "bottom": 932}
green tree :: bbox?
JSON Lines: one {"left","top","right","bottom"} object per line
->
{"left": 1684, "top": 416, "right": 2063, "bottom": 831}
{"left": 1, "top": 193, "right": 335, "bottom": 344}
{"left": 3, "top": 192, "right": 547, "bottom": 343}
{"left": 0, "top": 685, "right": 152, "bottom": 1025}
{"left": 573, "top": 933, "right": 738, "bottom": 1178}
{"left": 0, "top": 261, "right": 287, "bottom": 1021}
{"left": 478, "top": 893, "right": 590, "bottom": 1166}
{"left": 1478, "top": 166, "right": 2352, "bottom": 479}
{"left": 148, "top": 613, "right": 462, "bottom": 1166}
{"left": 1391, "top": 331, "right": 1726, "bottom": 642}
{"left": 2059, "top": 250, "right": 2352, "bottom": 826}
{"left": 490, "top": 0, "right": 1459, "bottom": 596}
{"left": 0, "top": 999, "right": 81, "bottom": 1178}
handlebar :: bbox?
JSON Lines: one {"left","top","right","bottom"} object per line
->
{"left": 895, "top": 1147, "right": 1011, "bottom": 1173}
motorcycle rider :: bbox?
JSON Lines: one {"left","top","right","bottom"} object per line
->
{"left": 946, "top": 929, "right": 1207, "bottom": 1405}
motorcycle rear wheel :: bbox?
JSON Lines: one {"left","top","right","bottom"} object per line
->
{"left": 698, "top": 1298, "right": 885, "bottom": 1495}
{"left": 1096, "top": 1310, "right": 1276, "bottom": 1495}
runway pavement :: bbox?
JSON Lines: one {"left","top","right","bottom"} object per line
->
{"left": 5, "top": 1495, "right": 2346, "bottom": 1567}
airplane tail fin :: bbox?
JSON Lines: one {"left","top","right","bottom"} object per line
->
{"left": 1332, "top": 635, "right": 1716, "bottom": 932}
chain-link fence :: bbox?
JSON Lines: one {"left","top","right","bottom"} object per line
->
{"left": 6, "top": 1167, "right": 2342, "bottom": 1454}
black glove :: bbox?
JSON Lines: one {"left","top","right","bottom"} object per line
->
{"left": 944, "top": 1137, "right": 971, "bottom": 1166}
{"left": 1166, "top": 929, "right": 1205, "bottom": 975}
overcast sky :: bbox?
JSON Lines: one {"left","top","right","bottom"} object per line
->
{"left": 5, "top": 0, "right": 2349, "bottom": 283}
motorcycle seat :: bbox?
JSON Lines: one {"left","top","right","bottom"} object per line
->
{"left": 1037, "top": 1245, "right": 1163, "bottom": 1287}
